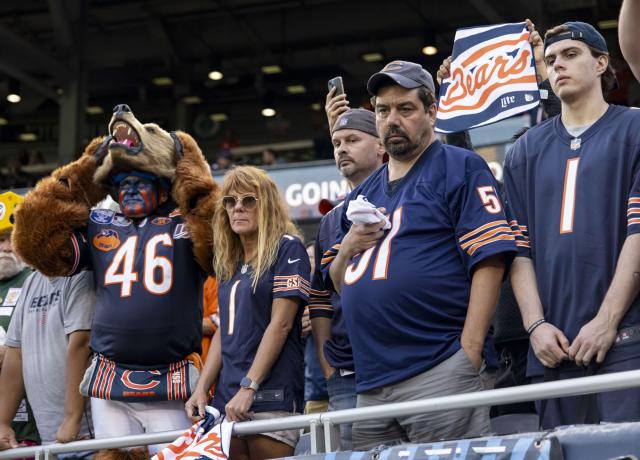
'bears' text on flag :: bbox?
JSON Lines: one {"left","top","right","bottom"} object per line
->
{"left": 435, "top": 22, "right": 540, "bottom": 134}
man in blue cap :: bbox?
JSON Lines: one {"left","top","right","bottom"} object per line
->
{"left": 324, "top": 61, "right": 516, "bottom": 448}
{"left": 504, "top": 21, "right": 640, "bottom": 428}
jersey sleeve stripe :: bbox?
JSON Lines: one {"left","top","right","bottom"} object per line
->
{"left": 320, "top": 244, "right": 341, "bottom": 268}
{"left": 459, "top": 219, "right": 509, "bottom": 243}
{"left": 459, "top": 226, "right": 513, "bottom": 250}
{"left": 628, "top": 197, "right": 640, "bottom": 204}
{"left": 628, "top": 217, "right": 640, "bottom": 226}
{"left": 467, "top": 233, "right": 516, "bottom": 256}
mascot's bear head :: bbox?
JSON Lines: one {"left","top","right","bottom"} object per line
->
{"left": 94, "top": 104, "right": 184, "bottom": 189}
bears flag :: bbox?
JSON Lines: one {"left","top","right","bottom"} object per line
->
{"left": 435, "top": 22, "right": 540, "bottom": 134}
{"left": 153, "top": 407, "right": 233, "bottom": 460}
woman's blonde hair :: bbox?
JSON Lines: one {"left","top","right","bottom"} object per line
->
{"left": 212, "top": 166, "right": 300, "bottom": 291}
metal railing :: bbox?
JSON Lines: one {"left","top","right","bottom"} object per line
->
{"left": 2, "top": 369, "right": 640, "bottom": 459}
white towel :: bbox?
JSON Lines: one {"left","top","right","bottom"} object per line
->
{"left": 346, "top": 195, "right": 391, "bottom": 229}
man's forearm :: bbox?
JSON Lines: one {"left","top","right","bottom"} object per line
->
{"left": 461, "top": 256, "right": 505, "bottom": 354}
{"left": 620, "top": 0, "right": 640, "bottom": 80}
{"left": 310, "top": 317, "right": 335, "bottom": 376}
{"left": 597, "top": 233, "right": 640, "bottom": 327}
{"left": 63, "top": 331, "right": 91, "bottom": 421}
{"left": 0, "top": 347, "right": 25, "bottom": 425}
{"left": 510, "top": 256, "right": 546, "bottom": 329}
{"left": 329, "top": 250, "right": 351, "bottom": 294}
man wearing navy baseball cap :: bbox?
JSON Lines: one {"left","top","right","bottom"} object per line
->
{"left": 325, "top": 59, "right": 515, "bottom": 448}
{"left": 504, "top": 20, "right": 640, "bottom": 429}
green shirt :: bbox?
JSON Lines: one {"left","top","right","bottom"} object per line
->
{"left": 0, "top": 267, "right": 40, "bottom": 444}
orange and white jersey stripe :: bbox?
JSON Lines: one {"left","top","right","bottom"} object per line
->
{"left": 458, "top": 219, "right": 515, "bottom": 256}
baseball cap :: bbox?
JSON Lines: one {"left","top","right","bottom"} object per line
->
{"left": 544, "top": 21, "right": 608, "bottom": 54}
{"left": 318, "top": 198, "right": 338, "bottom": 215}
{"left": 366, "top": 60, "right": 436, "bottom": 96}
{"left": 0, "top": 191, "right": 24, "bottom": 234}
{"left": 332, "top": 109, "right": 378, "bottom": 137}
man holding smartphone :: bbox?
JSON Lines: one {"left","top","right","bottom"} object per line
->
{"left": 309, "top": 106, "right": 385, "bottom": 450}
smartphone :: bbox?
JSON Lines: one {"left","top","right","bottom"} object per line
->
{"left": 328, "top": 76, "right": 345, "bottom": 96}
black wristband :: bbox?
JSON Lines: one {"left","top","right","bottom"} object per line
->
{"left": 527, "top": 318, "right": 547, "bottom": 335}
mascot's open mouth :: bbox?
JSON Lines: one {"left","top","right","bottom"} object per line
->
{"left": 109, "top": 120, "right": 143, "bottom": 154}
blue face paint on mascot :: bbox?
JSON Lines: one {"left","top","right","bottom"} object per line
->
{"left": 112, "top": 171, "right": 169, "bottom": 218}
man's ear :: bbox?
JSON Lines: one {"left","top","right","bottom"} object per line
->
{"left": 595, "top": 54, "right": 609, "bottom": 76}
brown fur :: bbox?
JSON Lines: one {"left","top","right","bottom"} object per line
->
{"left": 12, "top": 137, "right": 110, "bottom": 276}
{"left": 94, "top": 112, "right": 176, "bottom": 187}
{"left": 172, "top": 131, "right": 219, "bottom": 274}
{"left": 94, "top": 448, "right": 149, "bottom": 460}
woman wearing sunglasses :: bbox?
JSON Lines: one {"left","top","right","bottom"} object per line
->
{"left": 186, "top": 166, "right": 310, "bottom": 459}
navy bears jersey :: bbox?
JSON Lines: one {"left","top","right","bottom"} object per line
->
{"left": 70, "top": 201, "right": 205, "bottom": 366}
{"left": 214, "top": 235, "right": 310, "bottom": 414}
{"left": 323, "top": 140, "right": 516, "bottom": 392}
{"left": 504, "top": 105, "right": 640, "bottom": 376}
{"left": 308, "top": 202, "right": 355, "bottom": 371}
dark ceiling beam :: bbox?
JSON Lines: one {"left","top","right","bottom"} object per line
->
{"left": 0, "top": 26, "right": 69, "bottom": 82}
{"left": 47, "top": 0, "right": 73, "bottom": 51}
{"left": 468, "top": 0, "right": 504, "bottom": 24}
{"left": 145, "top": 13, "right": 185, "bottom": 65}
{"left": 0, "top": 57, "right": 59, "bottom": 101}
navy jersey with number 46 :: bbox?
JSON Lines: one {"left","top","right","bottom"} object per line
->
{"left": 504, "top": 105, "right": 640, "bottom": 376}
{"left": 215, "top": 235, "right": 310, "bottom": 414}
{"left": 70, "top": 201, "right": 205, "bottom": 366}
{"left": 323, "top": 140, "right": 517, "bottom": 393}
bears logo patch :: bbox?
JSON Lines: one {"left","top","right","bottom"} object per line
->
{"left": 152, "top": 217, "right": 172, "bottom": 226}
{"left": 93, "top": 229, "right": 120, "bottom": 252}
{"left": 90, "top": 209, "right": 115, "bottom": 225}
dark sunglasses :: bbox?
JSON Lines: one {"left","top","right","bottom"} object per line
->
{"left": 222, "top": 194, "right": 259, "bottom": 210}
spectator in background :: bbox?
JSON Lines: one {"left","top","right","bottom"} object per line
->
{"left": 201, "top": 277, "right": 219, "bottom": 362}
{"left": 186, "top": 166, "right": 310, "bottom": 459}
{"left": 261, "top": 148, "right": 284, "bottom": 167}
{"left": 0, "top": 192, "right": 39, "bottom": 449}
{"left": 309, "top": 107, "right": 385, "bottom": 449}
{"left": 211, "top": 149, "right": 235, "bottom": 171}
{"left": 303, "top": 242, "right": 329, "bottom": 414}
{"left": 504, "top": 21, "right": 640, "bottom": 428}
{"left": 325, "top": 61, "right": 516, "bottom": 448}
{"left": 0, "top": 269, "right": 95, "bottom": 448}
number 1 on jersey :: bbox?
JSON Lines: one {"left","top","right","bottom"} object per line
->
{"left": 560, "top": 157, "right": 580, "bottom": 234}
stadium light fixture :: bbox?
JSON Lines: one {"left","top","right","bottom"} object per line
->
{"left": 286, "top": 84, "right": 306, "bottom": 94}
{"left": 210, "top": 113, "right": 228, "bottom": 122}
{"left": 362, "top": 52, "right": 384, "bottom": 63}
{"left": 208, "top": 70, "right": 224, "bottom": 81}
{"left": 262, "top": 65, "right": 282, "bottom": 74}
{"left": 152, "top": 76, "right": 173, "bottom": 86}
{"left": 422, "top": 45, "right": 438, "bottom": 56}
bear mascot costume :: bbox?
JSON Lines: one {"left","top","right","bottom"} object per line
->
{"left": 12, "top": 104, "right": 219, "bottom": 459}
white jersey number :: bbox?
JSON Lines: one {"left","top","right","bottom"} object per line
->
{"left": 477, "top": 186, "right": 502, "bottom": 214}
{"left": 105, "top": 233, "right": 174, "bottom": 297}
{"left": 344, "top": 207, "right": 403, "bottom": 285}
{"left": 560, "top": 157, "right": 580, "bottom": 234}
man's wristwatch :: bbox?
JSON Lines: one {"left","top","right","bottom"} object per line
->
{"left": 240, "top": 376, "right": 259, "bottom": 391}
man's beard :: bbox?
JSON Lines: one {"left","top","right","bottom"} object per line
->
{"left": 383, "top": 127, "right": 416, "bottom": 158}
{"left": 0, "top": 252, "right": 27, "bottom": 281}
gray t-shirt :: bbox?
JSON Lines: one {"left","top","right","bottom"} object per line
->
{"left": 6, "top": 271, "right": 95, "bottom": 444}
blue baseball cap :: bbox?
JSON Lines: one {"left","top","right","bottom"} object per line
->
{"left": 544, "top": 21, "right": 608, "bottom": 54}
{"left": 367, "top": 60, "right": 436, "bottom": 96}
